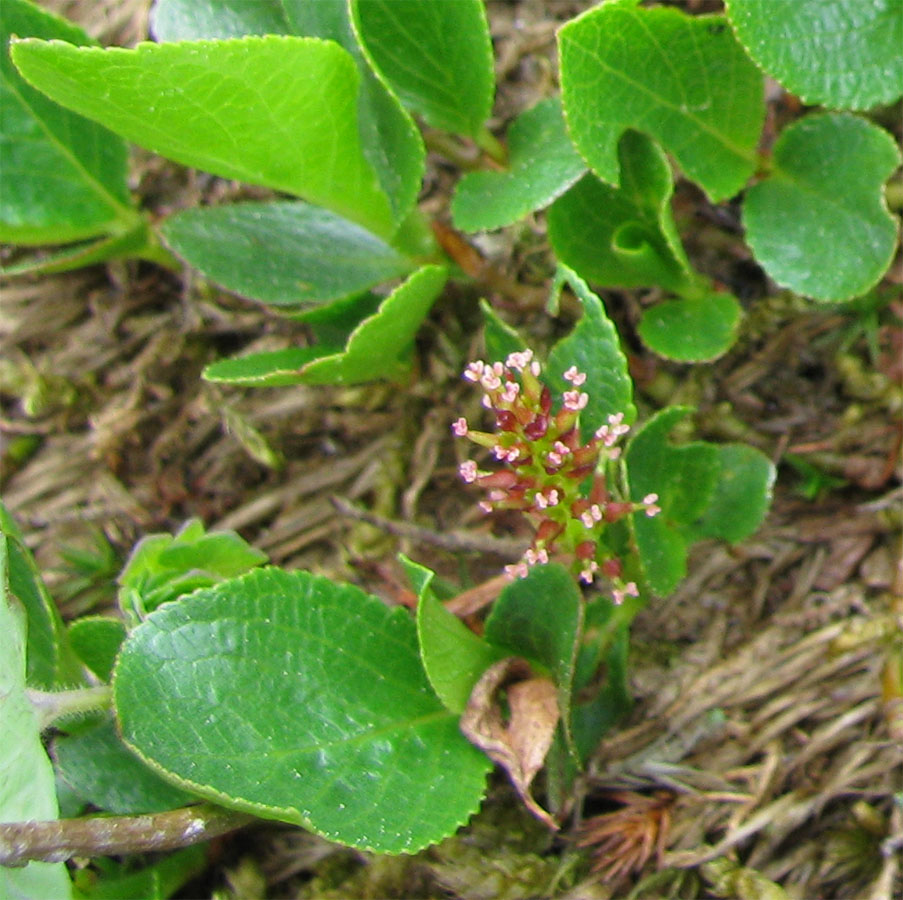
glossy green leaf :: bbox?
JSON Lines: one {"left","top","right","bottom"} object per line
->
{"left": 290, "top": 263, "right": 448, "bottom": 385}
{"left": 559, "top": 0, "right": 763, "bottom": 201}
{"left": 638, "top": 293, "right": 742, "bottom": 362}
{"left": 68, "top": 616, "right": 127, "bottom": 682}
{"left": 625, "top": 407, "right": 719, "bottom": 596}
{"left": 352, "top": 0, "right": 494, "bottom": 137}
{"left": 484, "top": 564, "right": 583, "bottom": 749}
{"left": 11, "top": 36, "right": 397, "bottom": 237}
{"left": 407, "top": 558, "right": 505, "bottom": 715}
{"left": 725, "top": 0, "right": 903, "bottom": 109}
{"left": 0, "top": 537, "right": 72, "bottom": 900}
{"left": 0, "top": 0, "right": 134, "bottom": 245}
{"left": 547, "top": 131, "right": 694, "bottom": 293}
{"left": 452, "top": 98, "right": 587, "bottom": 231}
{"left": 150, "top": 0, "right": 290, "bottom": 40}
{"left": 113, "top": 567, "right": 491, "bottom": 853}
{"left": 682, "top": 444, "right": 775, "bottom": 545}
{"left": 546, "top": 268, "right": 636, "bottom": 439}
{"left": 743, "top": 113, "right": 901, "bottom": 302}
{"left": 54, "top": 717, "right": 196, "bottom": 815}
{"left": 74, "top": 845, "right": 206, "bottom": 900}
{"left": 0, "top": 500, "right": 81, "bottom": 689}
{"left": 162, "top": 202, "right": 413, "bottom": 308}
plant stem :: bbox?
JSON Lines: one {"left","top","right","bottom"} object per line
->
{"left": 27, "top": 685, "right": 112, "bottom": 729}
{"left": 0, "top": 804, "right": 255, "bottom": 866}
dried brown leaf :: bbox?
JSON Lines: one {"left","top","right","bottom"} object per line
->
{"left": 460, "top": 658, "right": 560, "bottom": 829}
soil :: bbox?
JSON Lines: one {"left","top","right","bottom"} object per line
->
{"left": 2, "top": 1, "right": 901, "bottom": 898}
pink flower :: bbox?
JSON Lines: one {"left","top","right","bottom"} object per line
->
{"left": 463, "top": 361, "right": 485, "bottom": 382}
{"left": 643, "top": 493, "right": 661, "bottom": 517}
{"left": 504, "top": 561, "right": 529, "bottom": 580}
{"left": 459, "top": 460, "right": 478, "bottom": 483}
{"left": 611, "top": 581, "right": 639, "bottom": 605}
{"left": 500, "top": 381, "right": 520, "bottom": 403}
{"left": 563, "top": 365, "right": 587, "bottom": 386}
{"left": 563, "top": 390, "right": 589, "bottom": 411}
{"left": 452, "top": 417, "right": 468, "bottom": 437}
{"left": 579, "top": 561, "right": 599, "bottom": 583}
{"left": 505, "top": 350, "right": 534, "bottom": 371}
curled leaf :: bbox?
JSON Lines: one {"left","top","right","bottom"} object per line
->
{"left": 460, "top": 658, "right": 559, "bottom": 829}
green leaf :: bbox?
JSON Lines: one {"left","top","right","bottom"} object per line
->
{"left": 0, "top": 500, "right": 82, "bottom": 689}
{"left": 725, "top": 0, "right": 903, "bottom": 110}
{"left": 150, "top": 0, "right": 290, "bottom": 40}
{"left": 68, "top": 616, "right": 127, "bottom": 682}
{"left": 559, "top": 0, "right": 763, "bottom": 201}
{"left": 74, "top": 845, "right": 206, "bottom": 900}
{"left": 638, "top": 293, "right": 742, "bottom": 362}
{"left": 743, "top": 113, "right": 901, "bottom": 302}
{"left": 113, "top": 567, "right": 491, "bottom": 854}
{"left": 406, "top": 557, "right": 505, "bottom": 715}
{"left": 202, "top": 346, "right": 337, "bottom": 387}
{"left": 0, "top": 536, "right": 72, "bottom": 900}
{"left": 624, "top": 407, "right": 719, "bottom": 596}
{"left": 11, "top": 36, "right": 397, "bottom": 237}
{"left": 54, "top": 717, "right": 196, "bottom": 815}
{"left": 547, "top": 131, "right": 694, "bottom": 293}
{"left": 0, "top": 0, "right": 134, "bottom": 245}
{"left": 352, "top": 0, "right": 494, "bottom": 137}
{"left": 291, "top": 264, "right": 448, "bottom": 385}
{"left": 484, "top": 564, "right": 583, "bottom": 751}
{"left": 117, "top": 518, "right": 267, "bottom": 619}
{"left": 1, "top": 221, "right": 153, "bottom": 277}
{"left": 452, "top": 98, "right": 587, "bottom": 231}
{"left": 546, "top": 268, "right": 636, "bottom": 439}
{"left": 682, "top": 444, "right": 775, "bottom": 545}
{"left": 151, "top": 0, "right": 426, "bottom": 233}
{"left": 480, "top": 300, "right": 527, "bottom": 365}
{"left": 161, "top": 202, "right": 414, "bottom": 308}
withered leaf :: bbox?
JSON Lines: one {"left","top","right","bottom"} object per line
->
{"left": 460, "top": 657, "right": 560, "bottom": 829}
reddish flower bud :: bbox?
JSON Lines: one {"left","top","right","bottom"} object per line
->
{"left": 601, "top": 558, "right": 622, "bottom": 578}
{"left": 575, "top": 540, "right": 597, "bottom": 560}
{"left": 589, "top": 476, "right": 609, "bottom": 505}
{"left": 604, "top": 502, "right": 633, "bottom": 522}
{"left": 535, "top": 519, "right": 564, "bottom": 546}
{"left": 566, "top": 464, "right": 595, "bottom": 481}
{"left": 540, "top": 385, "right": 552, "bottom": 414}
{"left": 495, "top": 409, "right": 518, "bottom": 432}
{"left": 477, "top": 470, "right": 519, "bottom": 489}
{"left": 571, "top": 498, "right": 590, "bottom": 518}
{"left": 524, "top": 415, "right": 549, "bottom": 440}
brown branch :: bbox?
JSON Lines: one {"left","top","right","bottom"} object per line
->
{"left": 0, "top": 804, "right": 255, "bottom": 865}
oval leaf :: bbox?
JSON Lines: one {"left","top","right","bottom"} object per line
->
{"left": 113, "top": 567, "right": 490, "bottom": 853}
{"left": 352, "top": 0, "right": 494, "bottom": 137}
{"left": 725, "top": 0, "right": 903, "bottom": 110}
{"left": 559, "top": 0, "right": 764, "bottom": 201}
{"left": 11, "top": 35, "right": 396, "bottom": 237}
{"left": 161, "top": 202, "right": 413, "bottom": 308}
{"left": 452, "top": 98, "right": 587, "bottom": 232}
{"left": 743, "top": 113, "right": 901, "bottom": 302}
{"left": 1, "top": 0, "right": 134, "bottom": 244}
{"left": 638, "top": 293, "right": 742, "bottom": 362}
